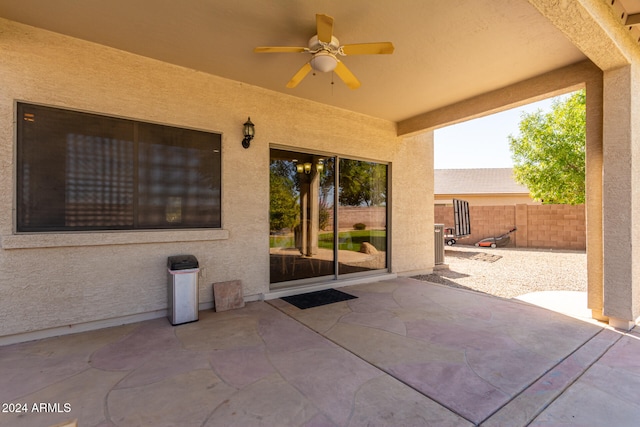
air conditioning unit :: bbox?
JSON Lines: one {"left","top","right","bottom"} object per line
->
{"left": 434, "top": 224, "right": 445, "bottom": 265}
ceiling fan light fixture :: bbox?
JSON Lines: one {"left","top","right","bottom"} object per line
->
{"left": 310, "top": 51, "right": 338, "bottom": 72}
{"left": 254, "top": 14, "right": 393, "bottom": 89}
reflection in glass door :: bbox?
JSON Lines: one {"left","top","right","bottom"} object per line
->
{"left": 270, "top": 149, "right": 335, "bottom": 284}
{"left": 269, "top": 148, "right": 388, "bottom": 287}
{"left": 337, "top": 159, "right": 387, "bottom": 275}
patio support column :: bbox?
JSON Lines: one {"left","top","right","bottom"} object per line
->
{"left": 602, "top": 64, "right": 640, "bottom": 330}
{"left": 527, "top": 0, "right": 640, "bottom": 329}
{"left": 585, "top": 73, "right": 605, "bottom": 322}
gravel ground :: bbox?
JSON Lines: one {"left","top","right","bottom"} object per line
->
{"left": 413, "top": 245, "right": 587, "bottom": 299}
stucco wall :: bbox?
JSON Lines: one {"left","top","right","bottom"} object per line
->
{"left": 602, "top": 64, "right": 640, "bottom": 324}
{"left": 392, "top": 131, "right": 434, "bottom": 276}
{"left": 0, "top": 19, "right": 435, "bottom": 339}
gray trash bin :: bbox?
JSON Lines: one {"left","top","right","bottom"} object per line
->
{"left": 167, "top": 255, "right": 199, "bottom": 325}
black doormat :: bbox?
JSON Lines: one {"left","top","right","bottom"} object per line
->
{"left": 282, "top": 288, "right": 358, "bottom": 310}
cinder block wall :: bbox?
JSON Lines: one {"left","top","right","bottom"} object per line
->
{"left": 325, "top": 206, "right": 387, "bottom": 231}
{"left": 525, "top": 204, "right": 586, "bottom": 249}
{"left": 434, "top": 204, "right": 586, "bottom": 250}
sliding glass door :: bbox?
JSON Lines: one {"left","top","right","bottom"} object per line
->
{"left": 269, "top": 148, "right": 387, "bottom": 287}
{"left": 337, "top": 159, "right": 387, "bottom": 275}
{"left": 270, "top": 149, "right": 335, "bottom": 284}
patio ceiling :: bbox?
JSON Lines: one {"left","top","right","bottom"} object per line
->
{"left": 0, "top": 0, "right": 587, "bottom": 124}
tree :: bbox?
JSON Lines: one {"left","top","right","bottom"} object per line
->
{"left": 269, "top": 160, "right": 299, "bottom": 232}
{"left": 339, "top": 159, "right": 387, "bottom": 207}
{"left": 508, "top": 90, "right": 586, "bottom": 205}
{"left": 318, "top": 157, "right": 335, "bottom": 230}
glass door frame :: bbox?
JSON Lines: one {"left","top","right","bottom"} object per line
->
{"left": 269, "top": 146, "right": 390, "bottom": 289}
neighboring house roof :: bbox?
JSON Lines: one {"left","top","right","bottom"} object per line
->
{"left": 434, "top": 168, "right": 530, "bottom": 195}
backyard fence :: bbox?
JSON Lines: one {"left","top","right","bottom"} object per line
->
{"left": 325, "top": 206, "right": 387, "bottom": 231}
{"left": 435, "top": 204, "right": 586, "bottom": 250}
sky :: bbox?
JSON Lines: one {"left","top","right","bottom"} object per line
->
{"left": 434, "top": 96, "right": 566, "bottom": 169}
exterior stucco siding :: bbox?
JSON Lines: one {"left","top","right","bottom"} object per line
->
{"left": 0, "top": 19, "right": 435, "bottom": 339}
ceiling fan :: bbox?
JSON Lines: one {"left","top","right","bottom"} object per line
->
{"left": 254, "top": 13, "right": 394, "bottom": 89}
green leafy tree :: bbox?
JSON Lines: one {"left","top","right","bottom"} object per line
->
{"left": 318, "top": 157, "right": 334, "bottom": 230}
{"left": 269, "top": 160, "right": 299, "bottom": 231}
{"left": 339, "top": 159, "right": 387, "bottom": 206}
{"left": 509, "top": 90, "right": 585, "bottom": 204}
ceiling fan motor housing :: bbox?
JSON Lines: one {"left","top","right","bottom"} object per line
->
{"left": 308, "top": 34, "right": 340, "bottom": 52}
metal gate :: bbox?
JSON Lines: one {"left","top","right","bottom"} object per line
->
{"left": 453, "top": 199, "right": 471, "bottom": 237}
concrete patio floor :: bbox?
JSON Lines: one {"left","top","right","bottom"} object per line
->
{"left": 1, "top": 277, "right": 639, "bottom": 427}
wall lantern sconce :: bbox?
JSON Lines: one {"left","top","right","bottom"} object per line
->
{"left": 242, "top": 117, "right": 255, "bottom": 149}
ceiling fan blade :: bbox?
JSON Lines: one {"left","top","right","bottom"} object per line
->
{"left": 334, "top": 61, "right": 361, "bottom": 89}
{"left": 254, "top": 46, "right": 307, "bottom": 53}
{"left": 316, "top": 14, "right": 334, "bottom": 43}
{"left": 341, "top": 42, "right": 395, "bottom": 55}
{"left": 286, "top": 63, "right": 313, "bottom": 88}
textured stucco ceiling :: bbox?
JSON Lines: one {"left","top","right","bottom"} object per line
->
{"left": 0, "top": 0, "right": 586, "bottom": 123}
